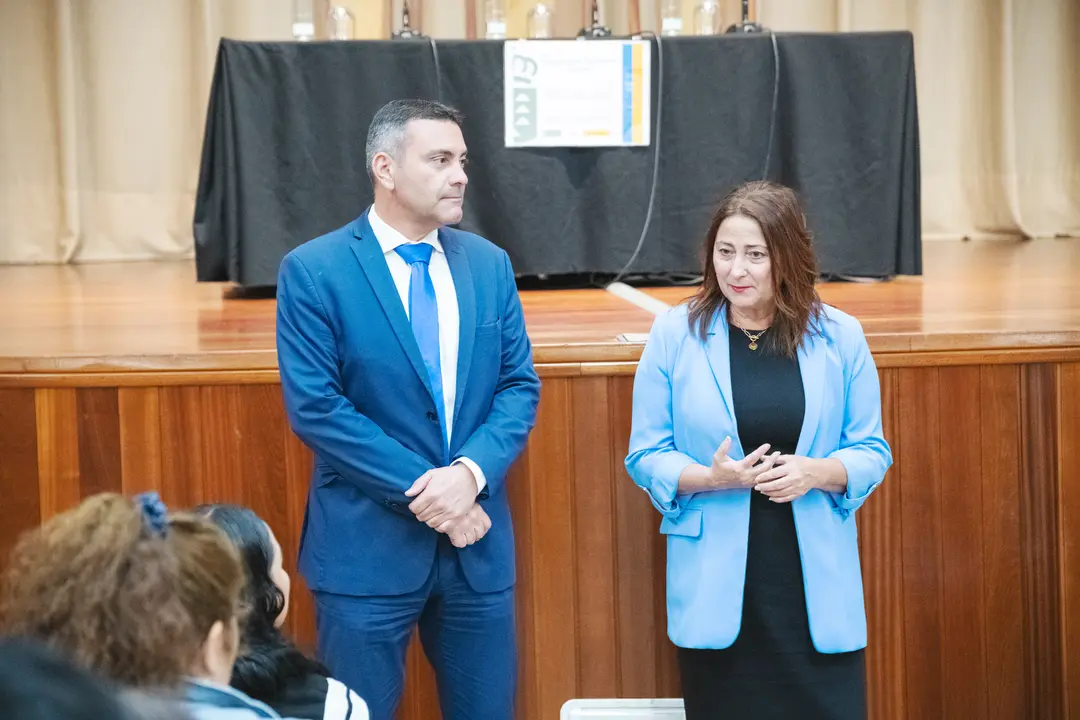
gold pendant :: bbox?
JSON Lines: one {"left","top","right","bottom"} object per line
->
{"left": 749, "top": 341, "right": 758, "bottom": 351}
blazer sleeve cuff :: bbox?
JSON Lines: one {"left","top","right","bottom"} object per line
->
{"left": 827, "top": 447, "right": 884, "bottom": 516}
{"left": 642, "top": 452, "right": 696, "bottom": 518}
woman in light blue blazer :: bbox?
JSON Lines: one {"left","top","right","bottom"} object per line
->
{"left": 625, "top": 181, "right": 892, "bottom": 720}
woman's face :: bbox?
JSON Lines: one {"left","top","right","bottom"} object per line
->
{"left": 712, "top": 214, "right": 775, "bottom": 317}
{"left": 266, "top": 524, "right": 291, "bottom": 629}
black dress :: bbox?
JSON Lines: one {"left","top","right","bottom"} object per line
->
{"left": 676, "top": 324, "right": 866, "bottom": 720}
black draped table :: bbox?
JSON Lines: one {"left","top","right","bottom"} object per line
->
{"left": 194, "top": 33, "right": 920, "bottom": 287}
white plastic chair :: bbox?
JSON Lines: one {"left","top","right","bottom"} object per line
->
{"left": 560, "top": 698, "right": 686, "bottom": 719}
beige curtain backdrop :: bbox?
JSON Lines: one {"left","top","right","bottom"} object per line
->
{"left": 0, "top": 0, "right": 1076, "bottom": 264}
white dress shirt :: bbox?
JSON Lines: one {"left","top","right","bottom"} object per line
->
{"left": 368, "top": 208, "right": 487, "bottom": 494}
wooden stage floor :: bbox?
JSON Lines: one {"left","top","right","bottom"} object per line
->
{"left": 0, "top": 238, "right": 1078, "bottom": 377}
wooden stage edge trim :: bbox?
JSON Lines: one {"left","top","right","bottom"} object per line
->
{"left": 1, "top": 345, "right": 1079, "bottom": 388}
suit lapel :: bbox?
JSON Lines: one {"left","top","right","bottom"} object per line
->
{"left": 349, "top": 211, "right": 434, "bottom": 398}
{"left": 795, "top": 329, "right": 826, "bottom": 457}
{"left": 704, "top": 312, "right": 742, "bottom": 456}
{"left": 442, "top": 228, "right": 475, "bottom": 443}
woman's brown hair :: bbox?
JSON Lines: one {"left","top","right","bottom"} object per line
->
{"left": 687, "top": 180, "right": 823, "bottom": 356}
{"left": 0, "top": 493, "right": 245, "bottom": 689}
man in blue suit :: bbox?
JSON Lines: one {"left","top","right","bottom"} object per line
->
{"left": 275, "top": 99, "right": 541, "bottom": 720}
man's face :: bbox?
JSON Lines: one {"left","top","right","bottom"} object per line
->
{"left": 385, "top": 119, "right": 468, "bottom": 227}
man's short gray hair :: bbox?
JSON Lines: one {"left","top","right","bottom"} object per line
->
{"left": 365, "top": 99, "right": 464, "bottom": 182}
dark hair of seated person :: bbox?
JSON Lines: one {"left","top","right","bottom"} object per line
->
{"left": 194, "top": 504, "right": 329, "bottom": 703}
{"left": 0, "top": 639, "right": 136, "bottom": 720}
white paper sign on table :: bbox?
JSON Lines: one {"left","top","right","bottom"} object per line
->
{"left": 504, "top": 39, "right": 651, "bottom": 148}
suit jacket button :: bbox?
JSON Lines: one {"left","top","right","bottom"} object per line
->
{"left": 426, "top": 411, "right": 438, "bottom": 422}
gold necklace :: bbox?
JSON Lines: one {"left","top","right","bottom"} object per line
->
{"left": 738, "top": 326, "right": 767, "bottom": 351}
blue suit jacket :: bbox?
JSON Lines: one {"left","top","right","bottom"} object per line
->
{"left": 625, "top": 303, "right": 892, "bottom": 653}
{"left": 276, "top": 210, "right": 541, "bottom": 596}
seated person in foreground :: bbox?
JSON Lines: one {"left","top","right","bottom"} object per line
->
{"left": 0, "top": 638, "right": 164, "bottom": 720}
{"left": 0, "top": 492, "right": 296, "bottom": 720}
{"left": 197, "top": 504, "right": 368, "bottom": 720}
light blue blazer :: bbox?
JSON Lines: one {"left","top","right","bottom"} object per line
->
{"left": 625, "top": 303, "right": 892, "bottom": 653}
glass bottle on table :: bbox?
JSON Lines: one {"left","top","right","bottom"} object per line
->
{"left": 693, "top": 0, "right": 721, "bottom": 35}
{"left": 527, "top": 1, "right": 554, "bottom": 39}
{"left": 292, "top": 0, "right": 315, "bottom": 40}
{"left": 485, "top": 0, "right": 507, "bottom": 39}
{"left": 327, "top": 5, "right": 354, "bottom": 40}
{"left": 661, "top": 0, "right": 683, "bottom": 36}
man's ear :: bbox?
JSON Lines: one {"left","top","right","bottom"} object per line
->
{"left": 371, "top": 152, "right": 395, "bottom": 191}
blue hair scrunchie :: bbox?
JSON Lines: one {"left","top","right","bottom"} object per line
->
{"left": 134, "top": 492, "right": 169, "bottom": 537}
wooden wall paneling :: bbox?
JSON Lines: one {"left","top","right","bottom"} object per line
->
{"left": 0, "top": 389, "right": 40, "bottom": 564}
{"left": 236, "top": 386, "right": 329, "bottom": 682}
{"left": 400, "top": 636, "right": 440, "bottom": 720}
{"left": 159, "top": 386, "right": 207, "bottom": 509}
{"left": 937, "top": 367, "right": 989, "bottom": 718}
{"left": 5, "top": 359, "right": 1078, "bottom": 719}
{"left": 76, "top": 388, "right": 122, "bottom": 497}
{"left": 35, "top": 388, "right": 81, "bottom": 520}
{"left": 1020, "top": 364, "right": 1064, "bottom": 718}
{"left": 199, "top": 386, "right": 246, "bottom": 505}
{"left": 525, "top": 377, "right": 579, "bottom": 717}
{"left": 118, "top": 387, "right": 163, "bottom": 495}
{"left": 978, "top": 365, "right": 1025, "bottom": 719}
{"left": 238, "top": 385, "right": 289, "bottom": 564}
{"left": 897, "top": 367, "right": 945, "bottom": 718}
{"left": 610, "top": 375, "right": 661, "bottom": 697}
{"left": 651, "top": 526, "right": 679, "bottom": 697}
{"left": 282, "top": 424, "right": 317, "bottom": 652}
{"left": 860, "top": 368, "right": 906, "bottom": 720}
{"left": 508, "top": 449, "right": 539, "bottom": 719}
{"left": 1058, "top": 363, "right": 1080, "bottom": 717}
{"left": 571, "top": 377, "right": 619, "bottom": 697}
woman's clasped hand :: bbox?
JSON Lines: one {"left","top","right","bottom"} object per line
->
{"left": 708, "top": 437, "right": 778, "bottom": 489}
{"left": 709, "top": 436, "right": 819, "bottom": 503}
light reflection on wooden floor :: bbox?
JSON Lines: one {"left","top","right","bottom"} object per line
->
{"left": 0, "top": 238, "right": 1077, "bottom": 373}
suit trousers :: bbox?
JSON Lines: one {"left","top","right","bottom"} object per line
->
{"left": 313, "top": 535, "right": 516, "bottom": 720}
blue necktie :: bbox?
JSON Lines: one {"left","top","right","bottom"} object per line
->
{"left": 395, "top": 243, "right": 446, "bottom": 450}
